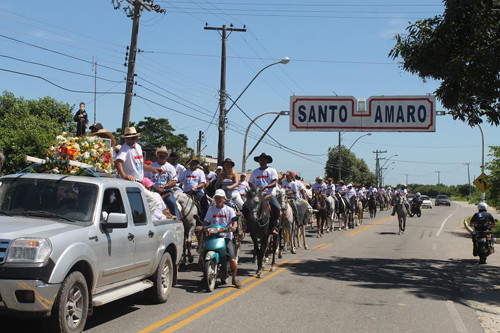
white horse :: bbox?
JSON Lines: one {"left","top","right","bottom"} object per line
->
{"left": 325, "top": 195, "right": 336, "bottom": 232}
{"left": 277, "top": 189, "right": 296, "bottom": 254}
{"left": 295, "top": 198, "right": 313, "bottom": 250}
{"left": 173, "top": 189, "right": 199, "bottom": 264}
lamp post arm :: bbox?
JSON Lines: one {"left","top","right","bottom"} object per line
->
{"left": 247, "top": 114, "right": 281, "bottom": 159}
{"left": 348, "top": 133, "right": 370, "bottom": 151}
{"left": 242, "top": 111, "right": 281, "bottom": 173}
{"left": 226, "top": 61, "right": 281, "bottom": 115}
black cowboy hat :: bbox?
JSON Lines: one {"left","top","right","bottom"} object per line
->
{"left": 253, "top": 152, "right": 273, "bottom": 163}
{"left": 222, "top": 158, "right": 235, "bottom": 167}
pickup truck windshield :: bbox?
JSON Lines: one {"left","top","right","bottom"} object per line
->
{"left": 0, "top": 178, "right": 98, "bottom": 224}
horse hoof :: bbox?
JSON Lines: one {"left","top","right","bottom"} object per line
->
{"left": 257, "top": 270, "right": 263, "bottom": 278}
{"left": 278, "top": 253, "right": 282, "bottom": 259}
{"left": 291, "top": 249, "right": 296, "bottom": 254}
{"left": 304, "top": 246, "right": 309, "bottom": 250}
{"left": 270, "top": 266, "right": 276, "bottom": 272}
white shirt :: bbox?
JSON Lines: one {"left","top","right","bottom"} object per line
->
{"left": 249, "top": 167, "right": 278, "bottom": 196}
{"left": 345, "top": 188, "right": 356, "bottom": 200}
{"left": 312, "top": 182, "right": 327, "bottom": 194}
{"left": 398, "top": 188, "right": 408, "bottom": 199}
{"left": 146, "top": 161, "right": 177, "bottom": 190}
{"left": 205, "top": 170, "right": 216, "bottom": 182}
{"left": 238, "top": 180, "right": 249, "bottom": 195}
{"left": 172, "top": 163, "right": 186, "bottom": 178}
{"left": 204, "top": 205, "right": 236, "bottom": 240}
{"left": 326, "top": 183, "right": 335, "bottom": 195}
{"left": 295, "top": 181, "right": 305, "bottom": 199}
{"left": 178, "top": 168, "right": 206, "bottom": 193}
{"left": 336, "top": 185, "right": 347, "bottom": 193}
{"left": 116, "top": 143, "right": 144, "bottom": 181}
{"left": 282, "top": 179, "right": 299, "bottom": 199}
{"left": 151, "top": 192, "right": 168, "bottom": 220}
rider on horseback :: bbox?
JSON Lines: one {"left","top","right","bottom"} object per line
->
{"left": 312, "top": 176, "right": 332, "bottom": 215}
{"left": 326, "top": 178, "right": 337, "bottom": 213}
{"left": 216, "top": 158, "right": 244, "bottom": 210}
{"left": 344, "top": 183, "right": 356, "bottom": 213}
{"left": 390, "top": 184, "right": 413, "bottom": 217}
{"left": 282, "top": 171, "right": 301, "bottom": 226}
{"left": 248, "top": 153, "right": 280, "bottom": 235}
{"left": 178, "top": 158, "right": 209, "bottom": 219}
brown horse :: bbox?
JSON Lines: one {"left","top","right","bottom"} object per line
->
{"left": 311, "top": 192, "right": 328, "bottom": 237}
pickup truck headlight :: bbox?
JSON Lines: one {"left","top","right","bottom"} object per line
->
{"left": 6, "top": 238, "right": 52, "bottom": 264}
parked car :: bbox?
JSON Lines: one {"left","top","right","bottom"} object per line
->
{"left": 420, "top": 195, "right": 432, "bottom": 209}
{"left": 0, "top": 173, "right": 184, "bottom": 333}
{"left": 435, "top": 194, "right": 451, "bottom": 206}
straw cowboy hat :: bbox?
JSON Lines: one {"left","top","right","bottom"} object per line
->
{"left": 89, "top": 129, "right": 116, "bottom": 146}
{"left": 155, "top": 146, "right": 170, "bottom": 156}
{"left": 121, "top": 126, "right": 141, "bottom": 138}
{"left": 253, "top": 152, "right": 273, "bottom": 163}
{"left": 222, "top": 158, "right": 235, "bottom": 167}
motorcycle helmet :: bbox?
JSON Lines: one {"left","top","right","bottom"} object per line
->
{"left": 477, "top": 202, "right": 488, "bottom": 212}
{"left": 416, "top": 192, "right": 421, "bottom": 197}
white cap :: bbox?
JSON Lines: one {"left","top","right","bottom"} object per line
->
{"left": 216, "top": 166, "right": 223, "bottom": 170}
{"left": 214, "top": 189, "right": 226, "bottom": 198}
{"left": 347, "top": 183, "right": 353, "bottom": 187}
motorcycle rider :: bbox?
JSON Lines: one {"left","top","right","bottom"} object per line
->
{"left": 411, "top": 192, "right": 422, "bottom": 214}
{"left": 198, "top": 189, "right": 241, "bottom": 288}
{"left": 470, "top": 202, "right": 497, "bottom": 256}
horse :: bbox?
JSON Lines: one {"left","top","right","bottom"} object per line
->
{"left": 294, "top": 198, "right": 313, "bottom": 250}
{"left": 242, "top": 187, "right": 279, "bottom": 277}
{"left": 368, "top": 194, "right": 377, "bottom": 218}
{"left": 324, "top": 195, "right": 336, "bottom": 232}
{"left": 378, "top": 194, "right": 386, "bottom": 211}
{"left": 277, "top": 189, "right": 296, "bottom": 254}
{"left": 173, "top": 189, "right": 199, "bottom": 264}
{"left": 310, "top": 192, "right": 328, "bottom": 237}
{"left": 334, "top": 192, "right": 348, "bottom": 230}
{"left": 351, "top": 195, "right": 363, "bottom": 226}
{"left": 394, "top": 196, "right": 407, "bottom": 234}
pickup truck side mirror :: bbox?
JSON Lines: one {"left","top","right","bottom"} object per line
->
{"left": 101, "top": 213, "right": 128, "bottom": 229}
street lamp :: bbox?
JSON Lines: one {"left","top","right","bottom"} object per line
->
{"left": 348, "top": 132, "right": 372, "bottom": 151}
{"left": 241, "top": 110, "right": 290, "bottom": 173}
{"left": 337, "top": 132, "right": 373, "bottom": 181}
{"left": 217, "top": 57, "right": 290, "bottom": 165}
{"left": 380, "top": 154, "right": 398, "bottom": 185}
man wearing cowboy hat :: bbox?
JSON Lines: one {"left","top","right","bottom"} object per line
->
{"left": 178, "top": 158, "right": 209, "bottom": 218}
{"left": 248, "top": 152, "right": 280, "bottom": 234}
{"left": 115, "top": 127, "right": 163, "bottom": 182}
{"left": 147, "top": 146, "right": 180, "bottom": 218}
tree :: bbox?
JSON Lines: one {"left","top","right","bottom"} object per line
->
{"left": 325, "top": 145, "right": 376, "bottom": 185}
{"left": 389, "top": 0, "right": 500, "bottom": 126}
{"left": 115, "top": 116, "right": 193, "bottom": 160}
{"left": 486, "top": 146, "right": 500, "bottom": 208}
{"left": 0, "top": 91, "right": 74, "bottom": 175}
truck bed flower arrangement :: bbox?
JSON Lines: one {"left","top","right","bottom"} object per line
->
{"left": 44, "top": 133, "right": 114, "bottom": 175}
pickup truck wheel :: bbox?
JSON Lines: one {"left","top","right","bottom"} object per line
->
{"left": 49, "top": 271, "right": 89, "bottom": 333}
{"left": 151, "top": 252, "right": 173, "bottom": 303}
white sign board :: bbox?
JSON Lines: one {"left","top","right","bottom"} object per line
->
{"left": 289, "top": 95, "right": 436, "bottom": 132}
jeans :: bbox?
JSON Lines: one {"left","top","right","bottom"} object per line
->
{"left": 163, "top": 191, "right": 180, "bottom": 218}
{"left": 267, "top": 196, "right": 281, "bottom": 230}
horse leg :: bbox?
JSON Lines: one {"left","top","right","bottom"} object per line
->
{"left": 270, "top": 234, "right": 278, "bottom": 272}
{"left": 278, "top": 229, "right": 283, "bottom": 259}
{"left": 316, "top": 214, "right": 321, "bottom": 238}
{"left": 301, "top": 225, "right": 309, "bottom": 250}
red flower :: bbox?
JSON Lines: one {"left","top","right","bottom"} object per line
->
{"left": 67, "top": 149, "right": 75, "bottom": 156}
{"left": 105, "top": 152, "right": 111, "bottom": 163}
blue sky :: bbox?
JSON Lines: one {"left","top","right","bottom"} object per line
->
{"left": 0, "top": 0, "right": 498, "bottom": 186}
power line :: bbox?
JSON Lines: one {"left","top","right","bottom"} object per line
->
{"left": 0, "top": 34, "right": 127, "bottom": 74}
{"left": 0, "top": 54, "right": 124, "bottom": 83}
{"left": 0, "top": 68, "right": 125, "bottom": 95}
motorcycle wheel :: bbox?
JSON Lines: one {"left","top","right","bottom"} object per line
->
{"left": 204, "top": 258, "right": 217, "bottom": 292}
{"left": 417, "top": 211, "right": 421, "bottom": 217}
{"left": 479, "top": 254, "right": 487, "bottom": 264}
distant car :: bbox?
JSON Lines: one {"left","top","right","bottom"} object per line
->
{"left": 435, "top": 194, "right": 451, "bottom": 206}
{"left": 420, "top": 195, "right": 432, "bottom": 209}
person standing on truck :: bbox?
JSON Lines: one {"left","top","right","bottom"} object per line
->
{"left": 115, "top": 127, "right": 164, "bottom": 213}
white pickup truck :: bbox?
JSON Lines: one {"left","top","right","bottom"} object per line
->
{"left": 0, "top": 173, "right": 184, "bottom": 332}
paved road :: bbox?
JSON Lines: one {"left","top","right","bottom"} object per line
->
{"left": 8, "top": 201, "right": 500, "bottom": 332}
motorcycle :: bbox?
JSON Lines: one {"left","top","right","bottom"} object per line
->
{"left": 410, "top": 199, "right": 422, "bottom": 217}
{"left": 464, "top": 219, "right": 497, "bottom": 264}
{"left": 200, "top": 223, "right": 229, "bottom": 292}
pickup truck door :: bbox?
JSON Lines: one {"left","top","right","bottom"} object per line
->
{"left": 96, "top": 188, "right": 137, "bottom": 288}
{"left": 126, "top": 188, "right": 158, "bottom": 277}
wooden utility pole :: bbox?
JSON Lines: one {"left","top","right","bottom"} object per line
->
{"left": 204, "top": 24, "right": 246, "bottom": 165}
{"left": 93, "top": 59, "right": 97, "bottom": 123}
{"left": 112, "top": 0, "right": 165, "bottom": 136}
{"left": 373, "top": 150, "right": 387, "bottom": 187}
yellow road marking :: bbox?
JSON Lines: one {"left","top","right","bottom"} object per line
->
{"left": 321, "top": 243, "right": 333, "bottom": 250}
{"left": 312, "top": 242, "right": 326, "bottom": 249}
{"left": 162, "top": 260, "right": 300, "bottom": 333}
{"left": 138, "top": 259, "right": 291, "bottom": 333}
{"left": 344, "top": 216, "right": 394, "bottom": 237}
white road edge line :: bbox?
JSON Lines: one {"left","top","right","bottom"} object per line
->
{"left": 445, "top": 300, "right": 468, "bottom": 333}
{"left": 436, "top": 209, "right": 457, "bottom": 237}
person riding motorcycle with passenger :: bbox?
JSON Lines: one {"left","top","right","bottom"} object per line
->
{"left": 470, "top": 202, "right": 497, "bottom": 257}
{"left": 390, "top": 184, "right": 413, "bottom": 217}
{"left": 197, "top": 189, "right": 241, "bottom": 288}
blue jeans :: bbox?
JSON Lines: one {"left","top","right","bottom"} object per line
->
{"left": 163, "top": 191, "right": 180, "bottom": 218}
{"left": 267, "top": 196, "right": 281, "bottom": 229}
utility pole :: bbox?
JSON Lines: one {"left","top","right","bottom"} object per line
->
{"left": 204, "top": 24, "right": 246, "bottom": 165}
{"left": 464, "top": 162, "right": 471, "bottom": 200}
{"left": 373, "top": 150, "right": 387, "bottom": 187}
{"left": 112, "top": 0, "right": 165, "bottom": 136}
{"left": 404, "top": 173, "right": 409, "bottom": 185}
{"left": 197, "top": 131, "right": 203, "bottom": 157}
{"left": 435, "top": 170, "right": 441, "bottom": 184}
{"left": 338, "top": 132, "right": 342, "bottom": 182}
{"left": 93, "top": 59, "right": 97, "bottom": 123}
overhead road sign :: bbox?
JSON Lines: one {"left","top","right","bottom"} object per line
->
{"left": 289, "top": 95, "right": 436, "bottom": 132}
